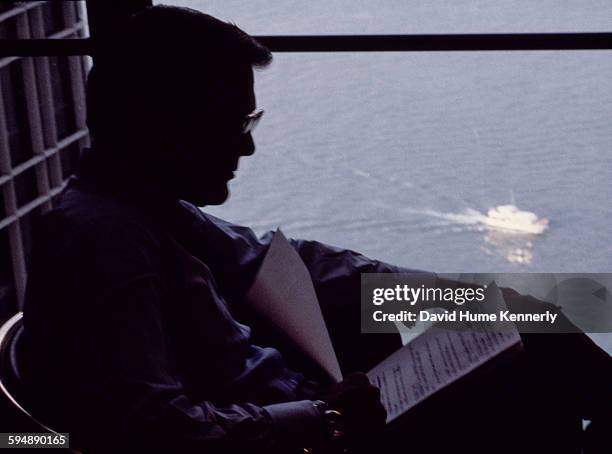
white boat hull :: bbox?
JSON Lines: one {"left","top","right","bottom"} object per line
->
{"left": 482, "top": 218, "right": 548, "bottom": 234}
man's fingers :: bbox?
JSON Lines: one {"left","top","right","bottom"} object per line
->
{"left": 346, "top": 371, "right": 371, "bottom": 386}
{"left": 367, "top": 384, "right": 380, "bottom": 396}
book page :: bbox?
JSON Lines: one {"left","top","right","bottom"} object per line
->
{"left": 244, "top": 229, "right": 343, "bottom": 383}
{"left": 367, "top": 284, "right": 521, "bottom": 423}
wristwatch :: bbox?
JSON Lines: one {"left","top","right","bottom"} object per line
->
{"left": 302, "top": 400, "right": 348, "bottom": 454}
{"left": 312, "top": 400, "right": 346, "bottom": 443}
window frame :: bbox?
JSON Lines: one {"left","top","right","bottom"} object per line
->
{"left": 0, "top": 0, "right": 610, "bottom": 313}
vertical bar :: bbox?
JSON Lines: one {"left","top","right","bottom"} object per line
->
{"left": 29, "top": 4, "right": 63, "bottom": 190}
{"left": 0, "top": 72, "right": 26, "bottom": 308}
{"left": 17, "top": 9, "right": 52, "bottom": 213}
{"left": 77, "top": 1, "right": 93, "bottom": 139}
{"left": 63, "top": 2, "right": 89, "bottom": 164}
{"left": 78, "top": 0, "right": 91, "bottom": 40}
{"left": 7, "top": 221, "right": 26, "bottom": 309}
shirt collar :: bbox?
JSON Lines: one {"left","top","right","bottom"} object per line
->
{"left": 74, "top": 145, "right": 181, "bottom": 222}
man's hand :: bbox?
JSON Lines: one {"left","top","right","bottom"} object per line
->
{"left": 317, "top": 372, "right": 387, "bottom": 443}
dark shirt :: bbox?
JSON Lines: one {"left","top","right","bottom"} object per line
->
{"left": 21, "top": 147, "right": 405, "bottom": 453}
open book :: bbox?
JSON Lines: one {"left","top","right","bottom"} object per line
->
{"left": 245, "top": 230, "right": 522, "bottom": 424}
{"left": 368, "top": 309, "right": 522, "bottom": 423}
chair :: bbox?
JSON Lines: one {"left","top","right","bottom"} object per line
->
{"left": 0, "top": 312, "right": 81, "bottom": 453}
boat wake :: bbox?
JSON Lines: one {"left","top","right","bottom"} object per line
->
{"left": 420, "top": 208, "right": 486, "bottom": 226}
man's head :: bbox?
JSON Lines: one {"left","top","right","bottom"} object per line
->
{"left": 86, "top": 5, "right": 272, "bottom": 205}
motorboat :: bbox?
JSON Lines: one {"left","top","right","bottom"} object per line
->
{"left": 482, "top": 204, "right": 548, "bottom": 234}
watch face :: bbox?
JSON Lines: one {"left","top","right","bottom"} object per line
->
{"left": 323, "top": 409, "right": 343, "bottom": 424}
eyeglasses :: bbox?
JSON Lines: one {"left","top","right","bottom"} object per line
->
{"left": 182, "top": 107, "right": 264, "bottom": 137}
{"left": 241, "top": 108, "right": 264, "bottom": 135}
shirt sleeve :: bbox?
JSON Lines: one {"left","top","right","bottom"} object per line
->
{"left": 54, "top": 218, "right": 322, "bottom": 454}
{"left": 185, "top": 205, "right": 422, "bottom": 375}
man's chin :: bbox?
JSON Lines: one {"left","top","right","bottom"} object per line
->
{"left": 188, "top": 185, "right": 229, "bottom": 207}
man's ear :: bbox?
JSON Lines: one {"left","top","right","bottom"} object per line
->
{"left": 151, "top": 107, "right": 210, "bottom": 198}
{"left": 140, "top": 105, "right": 174, "bottom": 158}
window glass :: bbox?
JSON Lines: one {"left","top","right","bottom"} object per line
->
{"left": 200, "top": 51, "right": 612, "bottom": 273}
{"left": 156, "top": 1, "right": 612, "bottom": 273}
{"left": 158, "top": 0, "right": 612, "bottom": 34}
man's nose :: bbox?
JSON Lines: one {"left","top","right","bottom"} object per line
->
{"left": 240, "top": 133, "right": 255, "bottom": 156}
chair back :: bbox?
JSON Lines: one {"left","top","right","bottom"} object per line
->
{"left": 0, "top": 312, "right": 63, "bottom": 434}
{"left": 0, "top": 313, "right": 83, "bottom": 453}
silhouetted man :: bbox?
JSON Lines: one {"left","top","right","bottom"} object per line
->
{"left": 20, "top": 5, "right": 611, "bottom": 454}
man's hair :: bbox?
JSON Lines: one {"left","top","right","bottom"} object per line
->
{"left": 86, "top": 5, "right": 272, "bottom": 141}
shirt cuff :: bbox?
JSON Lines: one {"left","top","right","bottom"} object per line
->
{"left": 263, "top": 400, "right": 324, "bottom": 449}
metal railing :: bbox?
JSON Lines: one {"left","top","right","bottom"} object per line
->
{"left": 0, "top": 2, "right": 89, "bottom": 313}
